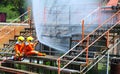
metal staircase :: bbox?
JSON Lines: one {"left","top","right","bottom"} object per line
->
{"left": 57, "top": 9, "right": 120, "bottom": 74}
{"left": 1, "top": 7, "right": 120, "bottom": 74}
{"left": 0, "top": 3, "right": 120, "bottom": 74}
{"left": 0, "top": 26, "right": 36, "bottom": 58}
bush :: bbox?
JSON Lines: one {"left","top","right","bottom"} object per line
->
{"left": 0, "top": 5, "right": 19, "bottom": 22}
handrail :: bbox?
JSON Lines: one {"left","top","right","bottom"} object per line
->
{"left": 83, "top": 39, "right": 120, "bottom": 74}
{"left": 58, "top": 9, "right": 120, "bottom": 73}
{"left": 59, "top": 10, "right": 120, "bottom": 60}
{"left": 81, "top": 7, "right": 100, "bottom": 20}
{"left": 58, "top": 7, "right": 102, "bottom": 59}
{"left": 81, "top": 7, "right": 101, "bottom": 32}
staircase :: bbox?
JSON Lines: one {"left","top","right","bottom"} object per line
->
{"left": 3, "top": 28, "right": 34, "bottom": 47}
{"left": 57, "top": 9, "right": 120, "bottom": 74}
{"left": 0, "top": 3, "right": 120, "bottom": 74}
{"left": 0, "top": 10, "right": 33, "bottom": 57}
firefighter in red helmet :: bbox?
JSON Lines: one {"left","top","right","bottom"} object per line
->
{"left": 24, "top": 36, "right": 46, "bottom": 56}
{"left": 14, "top": 36, "right": 25, "bottom": 61}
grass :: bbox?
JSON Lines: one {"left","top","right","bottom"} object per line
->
{"left": 98, "top": 63, "right": 107, "bottom": 74}
{"left": 87, "top": 60, "right": 111, "bottom": 74}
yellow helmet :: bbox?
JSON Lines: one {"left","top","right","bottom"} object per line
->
{"left": 18, "top": 36, "right": 24, "bottom": 42}
{"left": 27, "top": 36, "right": 34, "bottom": 42}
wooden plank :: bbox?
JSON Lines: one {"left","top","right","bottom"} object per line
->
{"left": 0, "top": 66, "right": 38, "bottom": 74}
{"left": 27, "top": 55, "right": 59, "bottom": 61}
{"left": 27, "top": 55, "right": 86, "bottom": 65}
{"left": 64, "top": 55, "right": 96, "bottom": 61}
{"left": 4, "top": 60, "right": 80, "bottom": 73}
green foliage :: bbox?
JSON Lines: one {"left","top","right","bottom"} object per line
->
{"left": 0, "top": 0, "right": 11, "bottom": 6}
{"left": 0, "top": 4, "right": 19, "bottom": 21}
{"left": 45, "top": 61, "right": 50, "bottom": 65}
{"left": 0, "top": 0, "right": 27, "bottom": 22}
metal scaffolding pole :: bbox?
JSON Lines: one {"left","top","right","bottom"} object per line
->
{"left": 106, "top": 50, "right": 110, "bottom": 74}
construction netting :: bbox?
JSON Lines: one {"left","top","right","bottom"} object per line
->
{"left": 32, "top": 0, "right": 116, "bottom": 52}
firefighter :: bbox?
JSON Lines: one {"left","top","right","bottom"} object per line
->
{"left": 24, "top": 36, "right": 46, "bottom": 56}
{"left": 14, "top": 36, "right": 25, "bottom": 61}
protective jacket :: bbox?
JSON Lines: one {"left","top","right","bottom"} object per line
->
{"left": 24, "top": 42, "right": 45, "bottom": 56}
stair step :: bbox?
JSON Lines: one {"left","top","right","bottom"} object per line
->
{"left": 69, "top": 51, "right": 99, "bottom": 58}
{"left": 71, "top": 50, "right": 101, "bottom": 53}
{"left": 96, "top": 28, "right": 120, "bottom": 33}
{"left": 9, "top": 39, "right": 17, "bottom": 44}
{"left": 73, "top": 45, "right": 107, "bottom": 52}
{"left": 3, "top": 43, "right": 15, "bottom": 48}
{"left": 27, "top": 55, "right": 59, "bottom": 62}
{"left": 110, "top": 29, "right": 120, "bottom": 33}
{"left": 14, "top": 35, "right": 19, "bottom": 40}
{"left": 25, "top": 28, "right": 35, "bottom": 31}
{"left": 20, "top": 31, "right": 29, "bottom": 36}
{"left": 27, "top": 55, "right": 86, "bottom": 65}
{"left": 0, "top": 52, "right": 14, "bottom": 55}
{"left": 20, "top": 31, "right": 26, "bottom": 34}
{"left": 3, "top": 44, "right": 9, "bottom": 48}
{"left": 40, "top": 50, "right": 60, "bottom": 54}
{"left": 64, "top": 55, "right": 96, "bottom": 61}
{"left": 71, "top": 33, "right": 101, "bottom": 37}
{"left": 72, "top": 37, "right": 107, "bottom": 42}
{"left": 4, "top": 59, "right": 80, "bottom": 73}
{"left": 61, "top": 59, "right": 86, "bottom": 65}
{"left": 0, "top": 48, "right": 14, "bottom": 55}
{"left": 76, "top": 44, "right": 107, "bottom": 48}
{"left": 113, "top": 24, "right": 120, "bottom": 28}
{"left": 0, "top": 66, "right": 38, "bottom": 74}
{"left": 9, "top": 39, "right": 17, "bottom": 42}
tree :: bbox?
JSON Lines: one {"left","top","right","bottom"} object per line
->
{"left": 0, "top": 0, "right": 26, "bottom": 21}
{"left": 11, "top": 0, "right": 26, "bottom": 21}
{"left": 0, "top": 0, "right": 11, "bottom": 6}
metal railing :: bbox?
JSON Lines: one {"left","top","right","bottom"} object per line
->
{"left": 83, "top": 39, "right": 120, "bottom": 74}
{"left": 57, "top": 8, "right": 120, "bottom": 74}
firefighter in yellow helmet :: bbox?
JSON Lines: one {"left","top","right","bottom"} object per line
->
{"left": 24, "top": 36, "right": 46, "bottom": 56}
{"left": 14, "top": 36, "right": 25, "bottom": 61}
